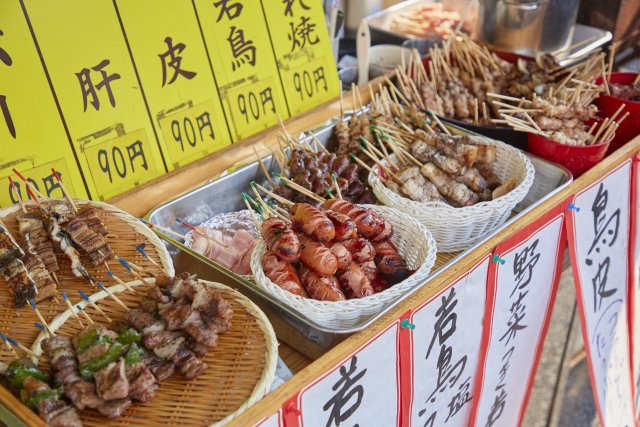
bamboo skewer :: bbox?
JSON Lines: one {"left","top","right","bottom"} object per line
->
{"left": 29, "top": 299, "right": 53, "bottom": 337}
{"left": 251, "top": 182, "right": 294, "bottom": 208}
{"left": 106, "top": 271, "right": 139, "bottom": 296}
{"left": 6, "top": 336, "right": 37, "bottom": 359}
{"left": 12, "top": 169, "right": 45, "bottom": 200}
{"left": 274, "top": 174, "right": 326, "bottom": 204}
{"left": 253, "top": 147, "right": 274, "bottom": 188}
{"left": 135, "top": 244, "right": 163, "bottom": 272}
{"left": 79, "top": 290, "right": 111, "bottom": 322}
{"left": 76, "top": 305, "right": 94, "bottom": 325}
{"left": 241, "top": 193, "right": 261, "bottom": 226}
{"left": 0, "top": 333, "right": 19, "bottom": 358}
{"left": 428, "top": 111, "right": 451, "bottom": 135}
{"left": 96, "top": 282, "right": 128, "bottom": 310}
{"left": 51, "top": 168, "right": 77, "bottom": 212}
{"left": 331, "top": 174, "right": 343, "bottom": 200}
{"left": 61, "top": 291, "right": 84, "bottom": 327}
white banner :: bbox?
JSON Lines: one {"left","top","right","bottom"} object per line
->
{"left": 408, "top": 256, "right": 489, "bottom": 427}
{"left": 473, "top": 213, "right": 564, "bottom": 427}
{"left": 297, "top": 322, "right": 401, "bottom": 426}
{"left": 568, "top": 160, "right": 635, "bottom": 427}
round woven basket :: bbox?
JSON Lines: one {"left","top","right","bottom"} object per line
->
{"left": 31, "top": 277, "right": 278, "bottom": 427}
{"left": 251, "top": 205, "right": 437, "bottom": 329}
{"left": 369, "top": 137, "right": 535, "bottom": 252}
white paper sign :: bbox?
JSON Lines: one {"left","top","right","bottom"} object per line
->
{"left": 298, "top": 322, "right": 400, "bottom": 427}
{"left": 473, "top": 215, "right": 563, "bottom": 427}
{"left": 253, "top": 410, "right": 282, "bottom": 427}
{"left": 409, "top": 257, "right": 489, "bottom": 427}
{"left": 632, "top": 159, "right": 640, "bottom": 420}
{"left": 569, "top": 161, "right": 635, "bottom": 427}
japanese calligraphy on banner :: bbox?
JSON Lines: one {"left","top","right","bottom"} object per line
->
{"left": 567, "top": 160, "right": 635, "bottom": 427}
{"left": 471, "top": 204, "right": 566, "bottom": 427}
{"left": 23, "top": 0, "right": 166, "bottom": 200}
{"left": 405, "top": 256, "right": 489, "bottom": 427}
{"left": 115, "top": 0, "right": 232, "bottom": 170}
{"left": 287, "top": 321, "right": 401, "bottom": 426}
{"left": 630, "top": 153, "right": 640, "bottom": 421}
{"left": 0, "top": 0, "right": 87, "bottom": 207}
{"left": 261, "top": 0, "right": 340, "bottom": 115}
{"left": 193, "top": 0, "right": 289, "bottom": 140}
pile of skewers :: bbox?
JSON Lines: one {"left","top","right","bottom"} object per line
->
{"left": 245, "top": 182, "right": 411, "bottom": 302}
{"left": 390, "top": 3, "right": 462, "bottom": 39}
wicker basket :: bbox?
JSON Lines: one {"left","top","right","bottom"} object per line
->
{"left": 369, "top": 137, "right": 535, "bottom": 252}
{"left": 251, "top": 205, "right": 437, "bottom": 329}
{"left": 31, "top": 277, "right": 278, "bottom": 427}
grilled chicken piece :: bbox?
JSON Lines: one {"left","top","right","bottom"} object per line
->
{"left": 421, "top": 163, "right": 479, "bottom": 207}
{"left": 94, "top": 358, "right": 129, "bottom": 401}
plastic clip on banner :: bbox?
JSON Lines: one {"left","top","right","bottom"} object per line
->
{"left": 23, "top": 0, "right": 166, "bottom": 201}
{"left": 260, "top": 0, "right": 341, "bottom": 116}
{"left": 566, "top": 159, "right": 636, "bottom": 427}
{"left": 403, "top": 256, "right": 490, "bottom": 427}
{"left": 470, "top": 203, "right": 566, "bottom": 427}
{"left": 114, "top": 0, "right": 233, "bottom": 171}
{"left": 193, "top": 0, "right": 289, "bottom": 141}
{"left": 283, "top": 320, "right": 402, "bottom": 427}
{"left": 0, "top": 0, "right": 87, "bottom": 207}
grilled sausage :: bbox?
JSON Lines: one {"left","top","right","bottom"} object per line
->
{"left": 261, "top": 218, "right": 301, "bottom": 263}
{"left": 298, "top": 265, "right": 346, "bottom": 301}
{"left": 371, "top": 218, "right": 394, "bottom": 242}
{"left": 330, "top": 243, "right": 353, "bottom": 271}
{"left": 322, "top": 199, "right": 382, "bottom": 239}
{"left": 323, "top": 210, "right": 357, "bottom": 241}
{"left": 372, "top": 241, "right": 411, "bottom": 283}
{"left": 291, "top": 204, "right": 335, "bottom": 243}
{"left": 358, "top": 260, "right": 378, "bottom": 282}
{"left": 338, "top": 263, "right": 374, "bottom": 299}
{"left": 342, "top": 237, "right": 376, "bottom": 263}
{"left": 262, "top": 250, "right": 306, "bottom": 296}
{"left": 299, "top": 235, "right": 338, "bottom": 277}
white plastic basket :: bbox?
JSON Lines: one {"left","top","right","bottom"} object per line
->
{"left": 369, "top": 136, "right": 535, "bottom": 252}
{"left": 250, "top": 205, "right": 437, "bottom": 329}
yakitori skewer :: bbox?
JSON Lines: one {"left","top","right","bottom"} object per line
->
{"left": 12, "top": 169, "right": 45, "bottom": 200}
{"left": 29, "top": 299, "right": 53, "bottom": 336}
{"left": 78, "top": 290, "right": 111, "bottom": 322}
{"left": 51, "top": 168, "right": 77, "bottom": 212}
{"left": 273, "top": 173, "right": 326, "bottom": 204}
{"left": 241, "top": 193, "right": 261, "bottom": 226}
{"left": 140, "top": 218, "right": 193, "bottom": 243}
{"left": 96, "top": 282, "right": 128, "bottom": 310}
{"left": 116, "top": 256, "right": 148, "bottom": 286}
{"left": 61, "top": 291, "right": 83, "bottom": 327}
{"left": 331, "top": 173, "right": 343, "bottom": 200}
{"left": 251, "top": 182, "right": 294, "bottom": 208}
{"left": 76, "top": 304, "right": 94, "bottom": 325}
{"left": 106, "top": 270, "right": 139, "bottom": 296}
{"left": 0, "top": 332, "right": 19, "bottom": 358}
{"left": 136, "top": 243, "right": 163, "bottom": 272}
{"left": 6, "top": 336, "right": 37, "bottom": 359}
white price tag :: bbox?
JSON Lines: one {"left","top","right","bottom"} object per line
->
{"left": 409, "top": 257, "right": 489, "bottom": 427}
{"left": 568, "top": 160, "right": 635, "bottom": 427}
{"left": 298, "top": 322, "right": 400, "bottom": 426}
{"left": 473, "top": 213, "right": 564, "bottom": 427}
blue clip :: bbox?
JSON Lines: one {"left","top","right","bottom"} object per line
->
{"left": 492, "top": 254, "right": 506, "bottom": 265}
{"left": 118, "top": 257, "right": 132, "bottom": 271}
{"left": 401, "top": 319, "right": 416, "bottom": 330}
{"left": 97, "top": 282, "right": 107, "bottom": 292}
{"left": 34, "top": 322, "right": 45, "bottom": 332}
{"left": 60, "top": 291, "right": 69, "bottom": 301}
{"left": 568, "top": 203, "right": 580, "bottom": 212}
{"left": 106, "top": 271, "right": 115, "bottom": 278}
{"left": 78, "top": 290, "right": 90, "bottom": 302}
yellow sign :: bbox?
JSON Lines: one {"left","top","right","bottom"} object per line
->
{"left": 0, "top": 0, "right": 87, "bottom": 208}
{"left": 23, "top": 0, "right": 166, "bottom": 200}
{"left": 115, "top": 0, "right": 233, "bottom": 170}
{"left": 261, "top": 0, "right": 340, "bottom": 115}
{"left": 193, "top": 0, "right": 290, "bottom": 140}
{"left": 84, "top": 129, "right": 158, "bottom": 200}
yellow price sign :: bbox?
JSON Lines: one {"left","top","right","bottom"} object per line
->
{"left": 115, "top": 0, "right": 232, "bottom": 169}
{"left": 23, "top": 0, "right": 166, "bottom": 199}
{"left": 193, "top": 0, "right": 289, "bottom": 140}
{"left": 261, "top": 0, "right": 340, "bottom": 115}
{"left": 158, "top": 101, "right": 227, "bottom": 168}
{"left": 0, "top": 159, "right": 78, "bottom": 208}
{"left": 0, "top": 0, "right": 87, "bottom": 205}
{"left": 84, "top": 129, "right": 158, "bottom": 200}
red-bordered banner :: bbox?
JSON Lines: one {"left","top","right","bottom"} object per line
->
{"left": 566, "top": 159, "right": 635, "bottom": 427}
{"left": 470, "top": 202, "right": 566, "bottom": 427}
{"left": 627, "top": 152, "right": 640, "bottom": 425}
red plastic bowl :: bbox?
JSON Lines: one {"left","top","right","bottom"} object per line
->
{"left": 527, "top": 129, "right": 611, "bottom": 178}
{"left": 594, "top": 72, "right": 640, "bottom": 153}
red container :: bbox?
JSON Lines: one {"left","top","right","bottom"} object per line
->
{"left": 527, "top": 130, "right": 611, "bottom": 178}
{"left": 594, "top": 72, "right": 640, "bottom": 154}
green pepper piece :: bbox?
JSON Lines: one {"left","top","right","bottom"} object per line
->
{"left": 79, "top": 342, "right": 123, "bottom": 379}
{"left": 25, "top": 389, "right": 61, "bottom": 409}
{"left": 123, "top": 342, "right": 146, "bottom": 365}
{"left": 76, "top": 329, "right": 99, "bottom": 354}
{"left": 5, "top": 361, "right": 49, "bottom": 389}
{"left": 116, "top": 328, "right": 141, "bottom": 346}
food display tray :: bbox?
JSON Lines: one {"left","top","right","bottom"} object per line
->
{"left": 146, "top": 120, "right": 572, "bottom": 359}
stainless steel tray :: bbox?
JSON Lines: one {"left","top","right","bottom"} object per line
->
{"left": 147, "top": 120, "right": 572, "bottom": 359}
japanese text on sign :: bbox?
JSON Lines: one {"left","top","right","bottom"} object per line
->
{"left": 473, "top": 213, "right": 564, "bottom": 427}
{"left": 409, "top": 257, "right": 488, "bottom": 427}
{"left": 568, "top": 161, "right": 635, "bottom": 427}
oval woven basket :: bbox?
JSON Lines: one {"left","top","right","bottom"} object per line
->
{"left": 251, "top": 205, "right": 437, "bottom": 329}
{"left": 369, "top": 137, "right": 535, "bottom": 252}
{"left": 31, "top": 277, "right": 278, "bottom": 427}
{"left": 0, "top": 198, "right": 173, "bottom": 363}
